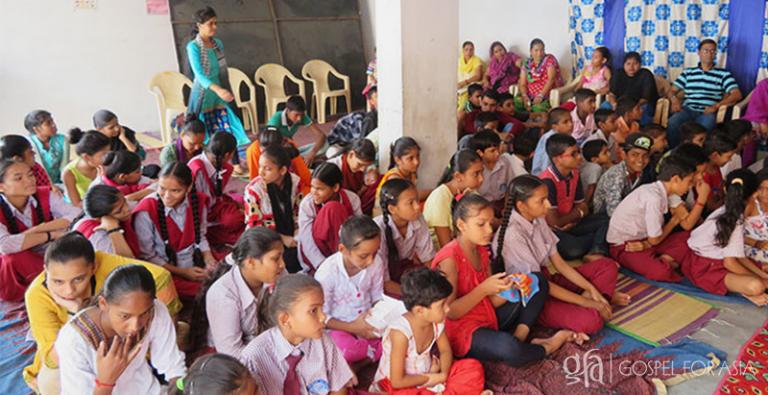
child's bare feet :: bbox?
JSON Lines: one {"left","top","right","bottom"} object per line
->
{"left": 531, "top": 330, "right": 590, "bottom": 355}
{"left": 660, "top": 254, "right": 679, "bottom": 269}
{"left": 611, "top": 291, "right": 631, "bottom": 306}
{"left": 742, "top": 293, "right": 768, "bottom": 306}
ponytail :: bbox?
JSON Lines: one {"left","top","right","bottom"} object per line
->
{"left": 437, "top": 149, "right": 481, "bottom": 186}
{"left": 206, "top": 132, "right": 237, "bottom": 197}
{"left": 715, "top": 169, "right": 757, "bottom": 248}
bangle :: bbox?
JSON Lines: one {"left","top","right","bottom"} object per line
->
{"left": 46, "top": 232, "right": 51, "bottom": 242}
{"left": 94, "top": 379, "right": 115, "bottom": 388}
{"left": 106, "top": 227, "right": 124, "bottom": 235}
{"left": 577, "top": 208, "right": 585, "bottom": 218}
{"left": 695, "top": 201, "right": 705, "bottom": 208}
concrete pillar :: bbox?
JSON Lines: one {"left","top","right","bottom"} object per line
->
{"left": 375, "top": 0, "right": 459, "bottom": 188}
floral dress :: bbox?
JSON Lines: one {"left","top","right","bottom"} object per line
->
{"left": 744, "top": 198, "right": 768, "bottom": 264}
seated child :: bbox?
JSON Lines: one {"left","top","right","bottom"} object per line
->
{"left": 73, "top": 185, "right": 141, "bottom": 257}
{"left": 607, "top": 155, "right": 696, "bottom": 281}
{"left": 494, "top": 175, "right": 628, "bottom": 334}
{"left": 457, "top": 84, "right": 483, "bottom": 131}
{"left": 244, "top": 145, "right": 303, "bottom": 273}
{"left": 570, "top": 88, "right": 597, "bottom": 144}
{"left": 433, "top": 194, "right": 584, "bottom": 367}
{"left": 298, "top": 162, "right": 362, "bottom": 272}
{"left": 719, "top": 120, "right": 752, "bottom": 178}
{"left": 376, "top": 179, "right": 435, "bottom": 297}
{"left": 744, "top": 169, "right": 768, "bottom": 266}
{"left": 24, "top": 232, "right": 180, "bottom": 394}
{"left": 470, "top": 130, "right": 519, "bottom": 209}
{"left": 0, "top": 159, "right": 79, "bottom": 301}
{"left": 531, "top": 107, "right": 573, "bottom": 176}
{"left": 246, "top": 126, "right": 311, "bottom": 195}
{"left": 0, "top": 135, "right": 52, "bottom": 188}
{"left": 160, "top": 117, "right": 205, "bottom": 168}
{"left": 371, "top": 267, "right": 487, "bottom": 394}
{"left": 193, "top": 227, "right": 284, "bottom": 358}
{"left": 92, "top": 151, "right": 155, "bottom": 203}
{"left": 682, "top": 169, "right": 768, "bottom": 306}
{"left": 62, "top": 128, "right": 111, "bottom": 207}
{"left": 240, "top": 274, "right": 357, "bottom": 394}
{"left": 664, "top": 144, "right": 711, "bottom": 231}
{"left": 327, "top": 138, "right": 380, "bottom": 215}
{"left": 679, "top": 121, "right": 707, "bottom": 147}
{"left": 424, "top": 150, "right": 485, "bottom": 248}
{"left": 497, "top": 92, "right": 518, "bottom": 117}
{"left": 593, "top": 133, "right": 652, "bottom": 216}
{"left": 580, "top": 139, "right": 611, "bottom": 206}
{"left": 55, "top": 265, "right": 186, "bottom": 394}
{"left": 509, "top": 130, "right": 538, "bottom": 174}
{"left": 267, "top": 95, "right": 327, "bottom": 163}
{"left": 189, "top": 132, "right": 246, "bottom": 249}
{"left": 169, "top": 353, "right": 256, "bottom": 395}
{"left": 133, "top": 161, "right": 217, "bottom": 299}
{"left": 540, "top": 134, "right": 610, "bottom": 260}
{"left": 613, "top": 96, "right": 642, "bottom": 144}
{"left": 92, "top": 109, "right": 147, "bottom": 160}
{"left": 702, "top": 133, "right": 739, "bottom": 211}
{"left": 25, "top": 110, "right": 68, "bottom": 184}
{"left": 640, "top": 123, "right": 669, "bottom": 182}
{"left": 585, "top": 108, "right": 619, "bottom": 163}
{"left": 463, "top": 90, "right": 525, "bottom": 137}
{"left": 578, "top": 47, "right": 612, "bottom": 95}
{"left": 377, "top": 136, "right": 431, "bottom": 202}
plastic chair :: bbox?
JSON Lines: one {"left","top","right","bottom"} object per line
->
{"left": 148, "top": 71, "right": 192, "bottom": 145}
{"left": 302, "top": 60, "right": 352, "bottom": 124}
{"left": 732, "top": 91, "right": 753, "bottom": 120}
{"left": 253, "top": 64, "right": 306, "bottom": 118}
{"left": 549, "top": 70, "right": 581, "bottom": 108}
{"left": 228, "top": 67, "right": 258, "bottom": 132}
{"left": 652, "top": 75, "right": 673, "bottom": 127}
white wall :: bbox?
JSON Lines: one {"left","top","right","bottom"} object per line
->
{"left": 0, "top": 0, "right": 178, "bottom": 135}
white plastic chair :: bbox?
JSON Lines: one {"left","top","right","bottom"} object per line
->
{"left": 302, "top": 60, "right": 352, "bottom": 124}
{"left": 228, "top": 67, "right": 258, "bottom": 131}
{"left": 253, "top": 64, "right": 306, "bottom": 118}
{"left": 148, "top": 71, "right": 192, "bottom": 144}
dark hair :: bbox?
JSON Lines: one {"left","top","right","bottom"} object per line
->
{"left": 469, "top": 130, "right": 502, "bottom": 153}
{"left": 259, "top": 126, "right": 282, "bottom": 148}
{"left": 462, "top": 41, "right": 474, "bottom": 49}
{"left": 437, "top": 149, "right": 482, "bottom": 186}
{"left": 671, "top": 143, "right": 708, "bottom": 167}
{"left": 703, "top": 132, "right": 738, "bottom": 156}
{"left": 312, "top": 162, "right": 343, "bottom": 188}
{"left": 400, "top": 268, "right": 453, "bottom": 310}
{"left": 157, "top": 161, "right": 204, "bottom": 268}
{"left": 92, "top": 109, "right": 117, "bottom": 129}
{"left": 173, "top": 353, "right": 250, "bottom": 395}
{"left": 513, "top": 131, "right": 538, "bottom": 157}
{"left": 23, "top": 110, "right": 52, "bottom": 134}
{"left": 497, "top": 92, "right": 514, "bottom": 104}
{"left": 44, "top": 231, "right": 95, "bottom": 267}
{"left": 493, "top": 175, "right": 545, "bottom": 273}
{"left": 467, "top": 83, "right": 484, "bottom": 97}
{"left": 389, "top": 137, "right": 420, "bottom": 169}
{"left": 574, "top": 88, "right": 597, "bottom": 103}
{"left": 182, "top": 119, "right": 206, "bottom": 136}
{"left": 192, "top": 6, "right": 217, "bottom": 37}
{"left": 715, "top": 169, "right": 757, "bottom": 248}
{"left": 82, "top": 185, "right": 122, "bottom": 219}
{"left": 546, "top": 108, "right": 571, "bottom": 130}
{"left": 102, "top": 151, "right": 141, "bottom": 180}
{"left": 582, "top": 139, "right": 608, "bottom": 162}
{"left": 615, "top": 96, "right": 640, "bottom": 117}
{"left": 757, "top": 168, "right": 768, "bottom": 188}
{"left": 489, "top": 41, "right": 506, "bottom": 57}
{"left": 101, "top": 264, "right": 156, "bottom": 304}
{"left": 206, "top": 132, "right": 237, "bottom": 196}
{"left": 722, "top": 120, "right": 752, "bottom": 142}
{"left": 477, "top": 111, "right": 499, "bottom": 125}
{"left": 339, "top": 215, "right": 380, "bottom": 250}
{"left": 546, "top": 133, "right": 577, "bottom": 160}
{"left": 699, "top": 38, "right": 717, "bottom": 50}
{"left": 68, "top": 128, "right": 111, "bottom": 156}
{"left": 0, "top": 135, "right": 32, "bottom": 161}
{"left": 656, "top": 154, "right": 696, "bottom": 182}
{"left": 348, "top": 138, "right": 376, "bottom": 162}
{"left": 680, "top": 122, "right": 707, "bottom": 143}
{"left": 594, "top": 108, "right": 617, "bottom": 127}
{"left": 641, "top": 123, "right": 666, "bottom": 139}
{"left": 482, "top": 90, "right": 498, "bottom": 102}
{"left": 379, "top": 178, "right": 416, "bottom": 281}
{"left": 0, "top": 160, "right": 46, "bottom": 234}
{"left": 594, "top": 46, "right": 612, "bottom": 66}
{"left": 530, "top": 38, "right": 545, "bottom": 50}
{"left": 267, "top": 273, "right": 322, "bottom": 328}
{"left": 623, "top": 51, "right": 642, "bottom": 64}
{"left": 452, "top": 193, "right": 492, "bottom": 232}
{"left": 262, "top": 144, "right": 292, "bottom": 169}
{"left": 285, "top": 95, "right": 306, "bottom": 113}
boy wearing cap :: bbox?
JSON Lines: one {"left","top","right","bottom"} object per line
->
{"left": 592, "top": 133, "right": 653, "bottom": 216}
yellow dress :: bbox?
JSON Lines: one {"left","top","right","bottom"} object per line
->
{"left": 457, "top": 55, "right": 484, "bottom": 110}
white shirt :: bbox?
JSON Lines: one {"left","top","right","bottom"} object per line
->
{"left": 688, "top": 207, "right": 746, "bottom": 260}
{"left": 315, "top": 251, "right": 384, "bottom": 323}
{"left": 206, "top": 264, "right": 261, "bottom": 358}
{"left": 477, "top": 154, "right": 520, "bottom": 202}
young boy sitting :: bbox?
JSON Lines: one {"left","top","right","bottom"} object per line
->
{"left": 531, "top": 108, "right": 573, "bottom": 176}
{"left": 266, "top": 95, "right": 327, "bottom": 164}
{"left": 719, "top": 120, "right": 752, "bottom": 178}
{"left": 680, "top": 121, "right": 707, "bottom": 147}
{"left": 470, "top": 130, "right": 520, "bottom": 211}
{"left": 457, "top": 83, "right": 483, "bottom": 129}
{"left": 614, "top": 96, "right": 642, "bottom": 144}
{"left": 702, "top": 132, "right": 739, "bottom": 211}
{"left": 570, "top": 88, "right": 597, "bottom": 145}
{"left": 580, "top": 139, "right": 611, "bottom": 207}
{"left": 593, "top": 133, "right": 652, "bottom": 216}
{"left": 497, "top": 92, "right": 517, "bottom": 117}
{"left": 541, "top": 134, "right": 610, "bottom": 260}
{"left": 463, "top": 90, "right": 525, "bottom": 137}
{"left": 607, "top": 155, "right": 696, "bottom": 282}
{"left": 640, "top": 123, "right": 669, "bottom": 183}
{"left": 586, "top": 108, "right": 620, "bottom": 163}
{"left": 510, "top": 131, "right": 539, "bottom": 174}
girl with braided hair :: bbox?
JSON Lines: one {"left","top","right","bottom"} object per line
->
{"left": 374, "top": 178, "right": 435, "bottom": 297}
{"left": 133, "top": 161, "right": 217, "bottom": 299}
{"left": 90, "top": 151, "right": 155, "bottom": 205}
{"left": 0, "top": 159, "right": 80, "bottom": 301}
{"left": 189, "top": 131, "right": 245, "bottom": 250}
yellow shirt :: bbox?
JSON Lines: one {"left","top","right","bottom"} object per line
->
{"left": 22, "top": 251, "right": 181, "bottom": 387}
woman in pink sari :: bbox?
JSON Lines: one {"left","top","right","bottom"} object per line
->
{"left": 515, "top": 38, "right": 563, "bottom": 113}
{"left": 483, "top": 42, "right": 522, "bottom": 95}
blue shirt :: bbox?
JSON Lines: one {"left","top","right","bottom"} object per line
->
{"left": 531, "top": 130, "right": 556, "bottom": 176}
{"left": 673, "top": 65, "right": 738, "bottom": 112}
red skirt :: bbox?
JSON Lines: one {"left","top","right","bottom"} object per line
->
{"left": 0, "top": 250, "right": 44, "bottom": 302}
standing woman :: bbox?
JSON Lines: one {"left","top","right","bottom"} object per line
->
{"left": 187, "top": 6, "right": 250, "bottom": 174}
{"left": 457, "top": 41, "right": 485, "bottom": 110}
{"left": 515, "top": 38, "right": 563, "bottom": 114}
{"left": 483, "top": 41, "right": 522, "bottom": 96}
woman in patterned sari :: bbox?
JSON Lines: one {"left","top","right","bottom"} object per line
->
{"left": 515, "top": 38, "right": 563, "bottom": 114}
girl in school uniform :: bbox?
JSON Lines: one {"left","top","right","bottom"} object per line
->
{"left": 246, "top": 126, "right": 312, "bottom": 195}
{"left": 55, "top": 264, "right": 186, "bottom": 395}
{"left": 0, "top": 135, "right": 53, "bottom": 188}
{"left": 240, "top": 273, "right": 357, "bottom": 395}
{"left": 682, "top": 169, "right": 768, "bottom": 306}
{"left": 169, "top": 353, "right": 258, "bottom": 395}
{"left": 432, "top": 194, "right": 584, "bottom": 367}
{"left": 190, "top": 227, "right": 285, "bottom": 358}
{"left": 133, "top": 161, "right": 217, "bottom": 299}
{"left": 62, "top": 128, "right": 111, "bottom": 207}
{"left": 160, "top": 117, "right": 206, "bottom": 169}
{"left": 244, "top": 145, "right": 304, "bottom": 273}
{"left": 327, "top": 138, "right": 380, "bottom": 215}
{"left": 376, "top": 137, "right": 430, "bottom": 202}
{"left": 73, "top": 185, "right": 140, "bottom": 257}
{"left": 92, "top": 151, "right": 155, "bottom": 204}
{"left": 315, "top": 215, "right": 385, "bottom": 364}
{"left": 24, "top": 232, "right": 180, "bottom": 395}
{"left": 423, "top": 150, "right": 484, "bottom": 248}
{"left": 298, "top": 162, "right": 362, "bottom": 272}
{"left": 188, "top": 131, "right": 246, "bottom": 249}
{"left": 24, "top": 110, "right": 68, "bottom": 185}
{"left": 493, "top": 175, "right": 630, "bottom": 334}
{"left": 0, "top": 159, "right": 80, "bottom": 301}
{"left": 375, "top": 178, "right": 435, "bottom": 297}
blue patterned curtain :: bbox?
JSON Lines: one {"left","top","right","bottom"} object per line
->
{"left": 760, "top": 4, "right": 768, "bottom": 82}
{"left": 569, "top": 0, "right": 606, "bottom": 78}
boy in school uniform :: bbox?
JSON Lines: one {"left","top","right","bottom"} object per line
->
{"left": 470, "top": 130, "right": 520, "bottom": 214}
{"left": 570, "top": 89, "right": 597, "bottom": 145}
{"left": 531, "top": 108, "right": 574, "bottom": 176}
{"left": 702, "top": 132, "right": 739, "bottom": 212}
{"left": 267, "top": 95, "right": 327, "bottom": 164}
{"left": 580, "top": 139, "right": 612, "bottom": 207}
{"left": 607, "top": 155, "right": 697, "bottom": 282}
{"left": 592, "top": 133, "right": 653, "bottom": 216}
{"left": 540, "top": 134, "right": 610, "bottom": 260}
{"left": 510, "top": 131, "right": 538, "bottom": 174}
{"left": 586, "top": 108, "right": 621, "bottom": 163}
{"left": 463, "top": 90, "right": 525, "bottom": 137}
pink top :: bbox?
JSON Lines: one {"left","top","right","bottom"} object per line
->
{"left": 607, "top": 181, "right": 668, "bottom": 245}
{"left": 688, "top": 207, "right": 745, "bottom": 260}
{"left": 570, "top": 107, "right": 597, "bottom": 142}
{"left": 582, "top": 64, "right": 609, "bottom": 92}
{"left": 492, "top": 210, "right": 558, "bottom": 274}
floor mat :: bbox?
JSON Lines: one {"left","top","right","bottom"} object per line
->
{"left": 620, "top": 268, "right": 750, "bottom": 305}
{"left": 715, "top": 317, "right": 768, "bottom": 394}
{"left": 0, "top": 301, "right": 34, "bottom": 395}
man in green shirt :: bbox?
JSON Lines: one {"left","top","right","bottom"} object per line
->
{"left": 267, "top": 95, "right": 327, "bottom": 164}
